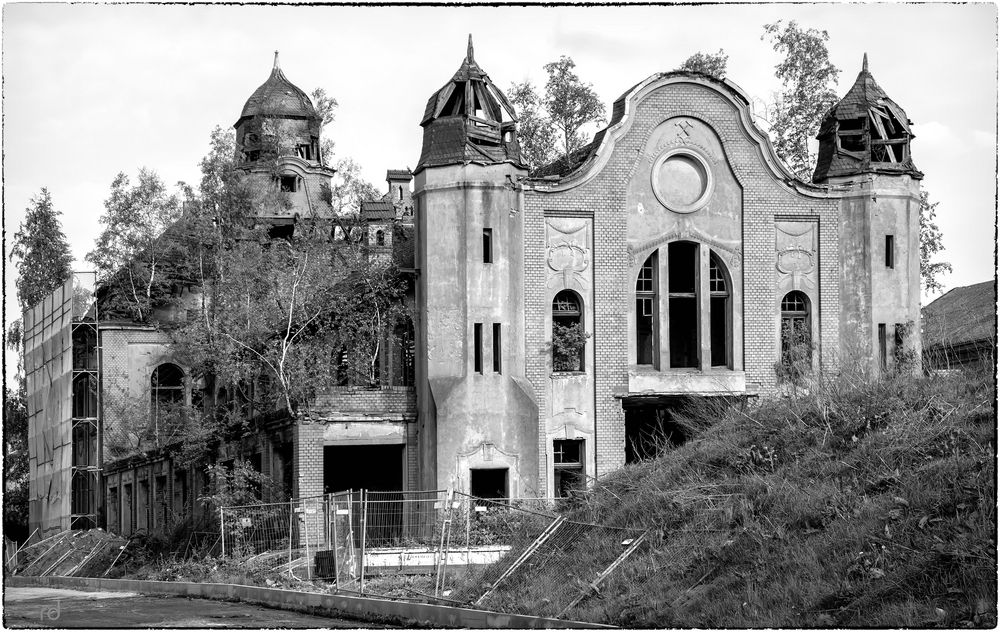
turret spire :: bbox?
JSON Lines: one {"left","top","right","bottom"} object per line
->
{"left": 862, "top": 52, "right": 868, "bottom": 72}
{"left": 273, "top": 50, "right": 280, "bottom": 71}
{"left": 467, "top": 34, "right": 474, "bottom": 62}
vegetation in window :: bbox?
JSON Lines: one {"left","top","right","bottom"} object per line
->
{"left": 552, "top": 321, "right": 589, "bottom": 372}
{"left": 775, "top": 321, "right": 813, "bottom": 388}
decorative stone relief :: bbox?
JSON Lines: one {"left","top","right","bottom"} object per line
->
{"left": 775, "top": 221, "right": 818, "bottom": 292}
{"left": 545, "top": 218, "right": 592, "bottom": 292}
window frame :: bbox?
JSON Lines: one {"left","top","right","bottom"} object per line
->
{"left": 552, "top": 290, "right": 586, "bottom": 373}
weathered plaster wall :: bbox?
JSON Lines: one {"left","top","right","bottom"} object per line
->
{"left": 415, "top": 162, "right": 539, "bottom": 496}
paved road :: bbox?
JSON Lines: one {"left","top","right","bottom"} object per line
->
{"left": 4, "top": 586, "right": 393, "bottom": 628}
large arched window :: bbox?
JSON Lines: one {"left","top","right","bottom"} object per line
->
{"left": 552, "top": 290, "right": 586, "bottom": 372}
{"left": 780, "top": 291, "right": 812, "bottom": 364}
{"left": 635, "top": 254, "right": 657, "bottom": 366}
{"left": 633, "top": 242, "right": 733, "bottom": 370}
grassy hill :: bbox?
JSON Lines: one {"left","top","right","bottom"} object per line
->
{"left": 559, "top": 368, "right": 996, "bottom": 627}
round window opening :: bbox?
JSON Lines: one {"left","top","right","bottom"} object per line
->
{"left": 651, "top": 150, "right": 713, "bottom": 213}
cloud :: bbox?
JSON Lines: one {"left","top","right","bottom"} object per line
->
{"left": 971, "top": 129, "right": 996, "bottom": 148}
{"left": 913, "top": 120, "right": 957, "bottom": 147}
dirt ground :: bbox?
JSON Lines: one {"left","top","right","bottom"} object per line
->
{"left": 3, "top": 586, "right": 395, "bottom": 628}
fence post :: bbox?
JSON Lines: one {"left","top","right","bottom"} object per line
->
{"left": 303, "top": 500, "right": 312, "bottom": 581}
{"left": 220, "top": 507, "right": 225, "bottom": 558}
{"left": 434, "top": 488, "right": 453, "bottom": 596}
{"left": 287, "top": 498, "right": 293, "bottom": 575}
{"left": 359, "top": 489, "right": 367, "bottom": 594}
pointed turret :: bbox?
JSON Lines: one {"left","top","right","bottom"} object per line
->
{"left": 415, "top": 35, "right": 523, "bottom": 172}
{"left": 813, "top": 54, "right": 921, "bottom": 183}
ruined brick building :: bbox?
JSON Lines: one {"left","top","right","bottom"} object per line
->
{"left": 24, "top": 44, "right": 923, "bottom": 536}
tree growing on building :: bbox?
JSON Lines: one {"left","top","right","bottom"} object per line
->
{"left": 918, "top": 191, "right": 953, "bottom": 294}
{"left": 507, "top": 80, "right": 558, "bottom": 171}
{"left": 679, "top": 49, "right": 729, "bottom": 79}
{"left": 86, "top": 169, "right": 186, "bottom": 322}
{"left": 543, "top": 56, "right": 606, "bottom": 166}
{"left": 762, "top": 20, "right": 841, "bottom": 181}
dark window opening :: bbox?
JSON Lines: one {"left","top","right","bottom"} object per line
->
{"left": 780, "top": 291, "right": 812, "bottom": 369}
{"left": 669, "top": 297, "right": 699, "bottom": 368}
{"left": 552, "top": 290, "right": 585, "bottom": 372}
{"left": 482, "top": 228, "right": 493, "bottom": 263}
{"left": 151, "top": 364, "right": 184, "bottom": 435}
{"left": 335, "top": 348, "right": 350, "bottom": 386}
{"left": 296, "top": 144, "right": 312, "bottom": 160}
{"left": 72, "top": 373, "right": 98, "bottom": 419}
{"left": 710, "top": 297, "right": 728, "bottom": 367}
{"left": 636, "top": 253, "right": 657, "bottom": 366}
{"left": 268, "top": 224, "right": 294, "bottom": 241}
{"left": 72, "top": 423, "right": 97, "bottom": 468}
{"left": 624, "top": 402, "right": 689, "bottom": 464}
{"left": 885, "top": 235, "right": 895, "bottom": 269}
{"left": 72, "top": 326, "right": 97, "bottom": 370}
{"left": 668, "top": 242, "right": 699, "bottom": 368}
{"left": 397, "top": 186, "right": 403, "bottom": 201}
{"left": 474, "top": 323, "right": 483, "bottom": 374}
{"left": 470, "top": 468, "right": 508, "bottom": 500}
{"left": 878, "top": 323, "right": 888, "bottom": 371}
{"left": 395, "top": 321, "right": 415, "bottom": 387}
{"left": 668, "top": 241, "right": 697, "bottom": 294}
{"left": 279, "top": 175, "right": 298, "bottom": 193}
{"left": 492, "top": 323, "right": 502, "bottom": 374}
{"left": 375, "top": 230, "right": 385, "bottom": 246}
{"left": 553, "top": 439, "right": 585, "bottom": 498}
{"left": 247, "top": 150, "right": 261, "bottom": 162}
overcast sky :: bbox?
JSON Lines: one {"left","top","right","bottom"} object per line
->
{"left": 3, "top": 2, "right": 997, "bottom": 384}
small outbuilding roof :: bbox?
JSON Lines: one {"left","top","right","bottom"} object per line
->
{"left": 922, "top": 280, "right": 996, "bottom": 350}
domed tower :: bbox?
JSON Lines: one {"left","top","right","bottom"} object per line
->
{"left": 413, "top": 36, "right": 536, "bottom": 496}
{"left": 234, "top": 52, "right": 335, "bottom": 222}
{"left": 815, "top": 55, "right": 922, "bottom": 373}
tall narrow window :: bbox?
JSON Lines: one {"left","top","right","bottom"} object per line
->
{"left": 151, "top": 364, "right": 185, "bottom": 438}
{"left": 709, "top": 254, "right": 730, "bottom": 368}
{"left": 375, "top": 230, "right": 385, "bottom": 246}
{"left": 669, "top": 242, "right": 699, "bottom": 368}
{"left": 780, "top": 292, "right": 812, "bottom": 366}
{"left": 482, "top": 228, "right": 493, "bottom": 263}
{"left": 635, "top": 253, "right": 657, "bottom": 366}
{"left": 553, "top": 439, "right": 585, "bottom": 498}
{"left": 878, "top": 323, "right": 888, "bottom": 370}
{"left": 553, "top": 290, "right": 585, "bottom": 372}
{"left": 885, "top": 235, "right": 895, "bottom": 269}
{"left": 492, "top": 323, "right": 502, "bottom": 374}
{"left": 474, "top": 323, "right": 483, "bottom": 374}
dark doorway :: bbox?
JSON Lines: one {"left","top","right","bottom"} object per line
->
{"left": 324, "top": 445, "right": 404, "bottom": 494}
{"left": 624, "top": 398, "right": 692, "bottom": 464}
{"left": 326, "top": 445, "right": 405, "bottom": 547}
{"left": 470, "top": 468, "right": 508, "bottom": 500}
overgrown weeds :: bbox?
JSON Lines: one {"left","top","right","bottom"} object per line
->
{"left": 559, "top": 366, "right": 996, "bottom": 627}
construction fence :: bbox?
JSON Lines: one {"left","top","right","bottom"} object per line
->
{"left": 219, "top": 490, "right": 650, "bottom": 619}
